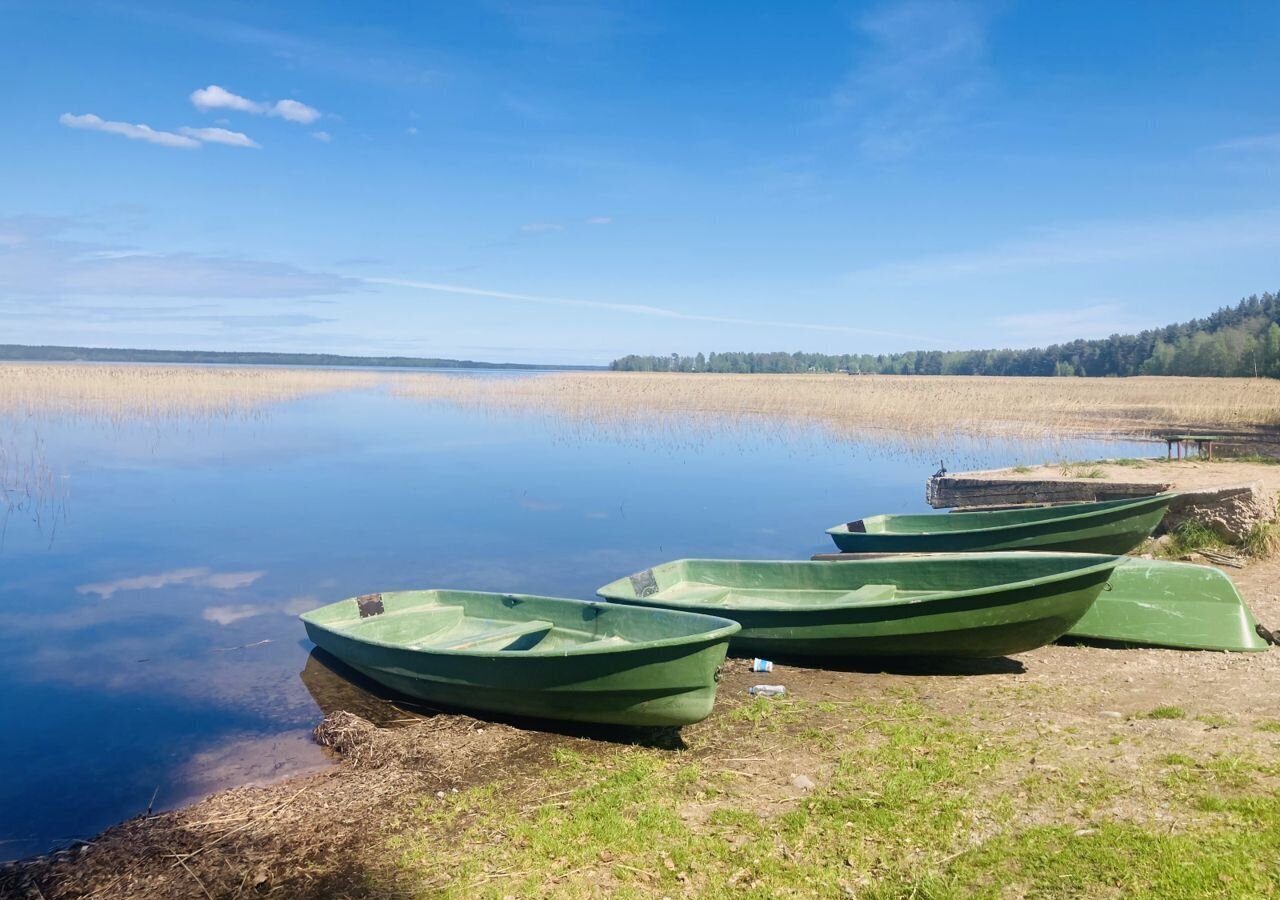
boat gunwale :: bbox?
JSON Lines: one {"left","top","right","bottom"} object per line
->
{"left": 598, "top": 553, "right": 1124, "bottom": 614}
{"left": 300, "top": 591, "right": 742, "bottom": 658}
{"left": 824, "top": 492, "right": 1179, "bottom": 539}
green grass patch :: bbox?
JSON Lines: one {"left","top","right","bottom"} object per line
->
{"left": 391, "top": 700, "right": 1013, "bottom": 897}
{"left": 1059, "top": 460, "right": 1106, "bottom": 479}
{"left": 1244, "top": 522, "right": 1280, "bottom": 559}
{"left": 943, "top": 816, "right": 1280, "bottom": 898}
{"left": 1256, "top": 720, "right": 1280, "bottom": 734}
{"left": 1218, "top": 453, "right": 1280, "bottom": 465}
{"left": 1107, "top": 457, "right": 1155, "bottom": 467}
{"left": 389, "top": 695, "right": 1280, "bottom": 899}
{"left": 1054, "top": 457, "right": 1153, "bottom": 476}
{"left": 724, "top": 695, "right": 810, "bottom": 730}
{"left": 1158, "top": 521, "right": 1227, "bottom": 558}
{"left": 1144, "top": 705, "right": 1188, "bottom": 720}
{"left": 1011, "top": 464, "right": 1034, "bottom": 474}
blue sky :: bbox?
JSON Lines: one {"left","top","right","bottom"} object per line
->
{"left": 2, "top": 1, "right": 1278, "bottom": 364}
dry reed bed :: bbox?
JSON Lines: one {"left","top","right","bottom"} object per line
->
{"left": 393, "top": 372, "right": 1280, "bottom": 438}
{"left": 0, "top": 363, "right": 381, "bottom": 420}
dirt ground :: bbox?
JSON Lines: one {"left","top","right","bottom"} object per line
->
{"left": 972, "top": 457, "right": 1280, "bottom": 495}
{"left": 3, "top": 550, "right": 1277, "bottom": 900}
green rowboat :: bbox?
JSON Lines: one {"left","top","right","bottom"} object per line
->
{"left": 300, "top": 590, "right": 740, "bottom": 726}
{"left": 827, "top": 493, "right": 1177, "bottom": 555}
{"left": 597, "top": 553, "right": 1121, "bottom": 658}
{"left": 1067, "top": 558, "right": 1268, "bottom": 651}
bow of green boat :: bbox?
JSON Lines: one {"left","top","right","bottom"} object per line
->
{"left": 1066, "top": 558, "right": 1270, "bottom": 652}
{"left": 300, "top": 590, "right": 740, "bottom": 727}
{"left": 597, "top": 553, "right": 1122, "bottom": 659}
{"left": 827, "top": 493, "right": 1178, "bottom": 555}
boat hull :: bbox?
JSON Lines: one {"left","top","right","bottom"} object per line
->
{"left": 828, "top": 494, "right": 1175, "bottom": 555}
{"left": 301, "top": 591, "right": 738, "bottom": 727}
{"left": 1067, "top": 558, "right": 1269, "bottom": 651}
{"left": 597, "top": 554, "right": 1120, "bottom": 659}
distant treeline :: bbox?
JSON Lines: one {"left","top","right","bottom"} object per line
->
{"left": 611, "top": 291, "right": 1280, "bottom": 378}
{"left": 0, "top": 345, "right": 599, "bottom": 371}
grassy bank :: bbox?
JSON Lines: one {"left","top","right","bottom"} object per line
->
{"left": 393, "top": 372, "right": 1280, "bottom": 439}
{"left": 389, "top": 681, "right": 1280, "bottom": 899}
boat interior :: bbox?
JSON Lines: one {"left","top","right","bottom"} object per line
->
{"left": 331, "top": 604, "right": 631, "bottom": 653}
{"left": 650, "top": 581, "right": 939, "bottom": 609}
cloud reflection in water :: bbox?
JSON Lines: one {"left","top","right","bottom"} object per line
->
{"left": 78, "top": 567, "right": 265, "bottom": 599}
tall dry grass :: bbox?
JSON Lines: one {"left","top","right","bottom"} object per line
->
{"left": 0, "top": 363, "right": 380, "bottom": 421}
{"left": 392, "top": 372, "right": 1280, "bottom": 439}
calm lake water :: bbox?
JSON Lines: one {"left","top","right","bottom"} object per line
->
{"left": 0, "top": 378, "right": 1157, "bottom": 860}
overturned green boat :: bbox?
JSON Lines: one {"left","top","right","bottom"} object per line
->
{"left": 597, "top": 553, "right": 1121, "bottom": 658}
{"left": 1067, "top": 558, "right": 1269, "bottom": 651}
{"left": 827, "top": 493, "right": 1177, "bottom": 555}
{"left": 300, "top": 590, "right": 740, "bottom": 726}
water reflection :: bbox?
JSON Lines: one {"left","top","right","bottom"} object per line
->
{"left": 77, "top": 566, "right": 265, "bottom": 598}
{"left": 300, "top": 649, "right": 435, "bottom": 726}
{"left": 202, "top": 603, "right": 267, "bottom": 626}
{"left": 171, "top": 729, "right": 329, "bottom": 813}
{"left": 390, "top": 371, "right": 1185, "bottom": 466}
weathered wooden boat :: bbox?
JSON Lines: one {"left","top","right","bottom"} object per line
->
{"left": 596, "top": 553, "right": 1121, "bottom": 658}
{"left": 827, "top": 493, "right": 1177, "bottom": 555}
{"left": 300, "top": 590, "right": 740, "bottom": 726}
{"left": 1066, "top": 558, "right": 1269, "bottom": 651}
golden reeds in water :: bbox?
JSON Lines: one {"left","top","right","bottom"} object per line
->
{"left": 0, "top": 364, "right": 381, "bottom": 520}
{"left": 0, "top": 363, "right": 381, "bottom": 420}
{"left": 391, "top": 372, "right": 1280, "bottom": 439}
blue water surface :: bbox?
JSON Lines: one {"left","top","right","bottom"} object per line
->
{"left": 0, "top": 381, "right": 1157, "bottom": 859}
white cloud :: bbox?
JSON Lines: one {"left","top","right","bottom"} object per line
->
{"left": 190, "top": 84, "right": 322, "bottom": 124}
{"left": 406, "top": 126, "right": 419, "bottom": 135}
{"left": 585, "top": 216, "right": 612, "bottom": 225}
{"left": 310, "top": 130, "right": 332, "bottom": 142}
{"left": 272, "top": 98, "right": 321, "bottom": 124}
{"left": 828, "top": 1, "right": 989, "bottom": 160}
{"left": 178, "top": 126, "right": 260, "bottom": 148}
{"left": 190, "top": 84, "right": 260, "bottom": 114}
{"left": 367, "top": 277, "right": 940, "bottom": 342}
{"left": 848, "top": 208, "right": 1280, "bottom": 286}
{"left": 990, "top": 304, "right": 1150, "bottom": 343}
{"left": 0, "top": 216, "right": 358, "bottom": 300}
{"left": 520, "top": 222, "right": 563, "bottom": 233}
{"left": 59, "top": 112, "right": 200, "bottom": 149}
{"left": 1212, "top": 133, "right": 1280, "bottom": 153}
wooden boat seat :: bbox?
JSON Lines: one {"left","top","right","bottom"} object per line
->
{"left": 833, "top": 584, "right": 897, "bottom": 604}
{"left": 434, "top": 619, "right": 555, "bottom": 652}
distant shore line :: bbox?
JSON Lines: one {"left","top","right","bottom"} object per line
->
{"left": 0, "top": 344, "right": 603, "bottom": 371}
